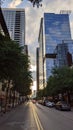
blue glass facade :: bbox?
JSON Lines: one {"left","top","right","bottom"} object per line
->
{"left": 54, "top": 41, "right": 73, "bottom": 68}
{"left": 43, "top": 13, "right": 72, "bottom": 81}
{"left": 44, "top": 13, "right": 71, "bottom": 48}
{"left": 54, "top": 43, "right": 68, "bottom": 67}
{"left": 38, "top": 13, "right": 72, "bottom": 89}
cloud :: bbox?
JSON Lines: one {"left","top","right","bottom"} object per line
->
{"left": 30, "top": 64, "right": 36, "bottom": 71}
{"left": 8, "top": 0, "right": 22, "bottom": 8}
{"left": 30, "top": 65, "right": 36, "bottom": 81}
{"left": 32, "top": 81, "right": 36, "bottom": 91}
{"left": 25, "top": 6, "right": 42, "bottom": 45}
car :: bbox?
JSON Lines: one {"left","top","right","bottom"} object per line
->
{"left": 43, "top": 99, "right": 49, "bottom": 106}
{"left": 45, "top": 101, "right": 55, "bottom": 107}
{"left": 32, "top": 99, "right": 36, "bottom": 104}
{"left": 55, "top": 101, "right": 71, "bottom": 111}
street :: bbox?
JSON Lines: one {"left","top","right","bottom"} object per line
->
{"left": 35, "top": 103, "right": 73, "bottom": 130}
{"left": 0, "top": 101, "right": 73, "bottom": 130}
{"left": 0, "top": 102, "right": 37, "bottom": 130}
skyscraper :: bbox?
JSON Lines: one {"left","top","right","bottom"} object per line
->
{"left": 2, "top": 8, "right": 25, "bottom": 47}
{"left": 36, "top": 47, "right": 39, "bottom": 91}
{"left": 54, "top": 41, "right": 73, "bottom": 68}
{"left": 0, "top": 8, "right": 10, "bottom": 37}
{"left": 38, "top": 13, "right": 72, "bottom": 89}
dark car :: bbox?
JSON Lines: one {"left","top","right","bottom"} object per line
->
{"left": 55, "top": 101, "right": 71, "bottom": 111}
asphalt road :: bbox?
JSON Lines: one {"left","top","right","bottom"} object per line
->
{"left": 35, "top": 103, "right": 73, "bottom": 130}
{"left": 0, "top": 101, "right": 73, "bottom": 130}
{"left": 0, "top": 102, "right": 37, "bottom": 130}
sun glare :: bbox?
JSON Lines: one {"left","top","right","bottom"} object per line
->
{"left": 32, "top": 81, "right": 36, "bottom": 91}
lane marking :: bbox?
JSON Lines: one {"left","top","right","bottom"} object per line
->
{"left": 31, "top": 103, "right": 44, "bottom": 130}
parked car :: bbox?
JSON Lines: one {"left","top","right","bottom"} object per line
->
{"left": 32, "top": 99, "right": 36, "bottom": 104}
{"left": 46, "top": 101, "right": 55, "bottom": 107}
{"left": 42, "top": 99, "right": 50, "bottom": 106}
{"left": 55, "top": 101, "right": 71, "bottom": 111}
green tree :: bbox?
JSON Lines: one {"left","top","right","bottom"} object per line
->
{"left": 46, "top": 66, "right": 73, "bottom": 103}
{"left": 0, "top": 33, "right": 32, "bottom": 96}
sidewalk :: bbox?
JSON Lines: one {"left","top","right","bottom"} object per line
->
{"left": 0, "top": 102, "right": 38, "bottom": 130}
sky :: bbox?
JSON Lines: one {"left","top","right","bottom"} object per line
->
{"left": 2, "top": 0, "right": 73, "bottom": 90}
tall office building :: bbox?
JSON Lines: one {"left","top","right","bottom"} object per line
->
{"left": 54, "top": 40, "right": 73, "bottom": 68}
{"left": 2, "top": 8, "right": 25, "bottom": 47}
{"left": 36, "top": 47, "right": 39, "bottom": 91}
{"left": 0, "top": 8, "right": 10, "bottom": 37}
{"left": 38, "top": 13, "right": 72, "bottom": 89}
{"left": 38, "top": 18, "right": 44, "bottom": 89}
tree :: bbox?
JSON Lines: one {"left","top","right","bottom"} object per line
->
{"left": 37, "top": 89, "right": 44, "bottom": 98}
{"left": 0, "top": 33, "right": 32, "bottom": 96}
{"left": 46, "top": 66, "right": 73, "bottom": 103}
{"left": 0, "top": 33, "right": 21, "bottom": 80}
{"left": 52, "top": 67, "right": 73, "bottom": 92}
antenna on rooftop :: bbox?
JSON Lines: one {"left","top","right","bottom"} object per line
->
{"left": 60, "top": 10, "right": 71, "bottom": 15}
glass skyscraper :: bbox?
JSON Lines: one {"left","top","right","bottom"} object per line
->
{"left": 54, "top": 40, "right": 73, "bottom": 68}
{"left": 38, "top": 13, "right": 72, "bottom": 89}
{"left": 2, "top": 8, "right": 25, "bottom": 47}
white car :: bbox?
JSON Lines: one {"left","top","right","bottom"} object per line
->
{"left": 46, "top": 101, "right": 55, "bottom": 107}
